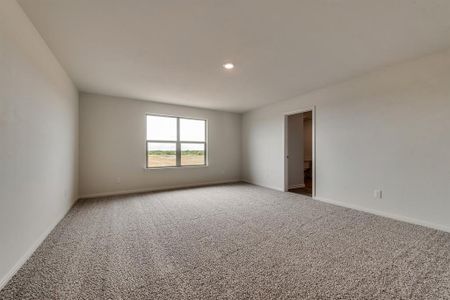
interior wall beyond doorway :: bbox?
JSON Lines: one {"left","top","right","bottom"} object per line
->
{"left": 287, "top": 113, "right": 304, "bottom": 189}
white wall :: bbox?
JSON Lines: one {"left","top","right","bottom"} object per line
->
{"left": 0, "top": 0, "right": 78, "bottom": 288}
{"left": 242, "top": 49, "right": 450, "bottom": 231}
{"left": 287, "top": 114, "right": 304, "bottom": 188}
{"left": 79, "top": 93, "right": 241, "bottom": 197}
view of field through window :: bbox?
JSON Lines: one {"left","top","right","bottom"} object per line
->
{"left": 147, "top": 142, "right": 176, "bottom": 167}
{"left": 146, "top": 115, "right": 206, "bottom": 168}
{"left": 147, "top": 143, "right": 205, "bottom": 167}
{"left": 181, "top": 143, "right": 205, "bottom": 165}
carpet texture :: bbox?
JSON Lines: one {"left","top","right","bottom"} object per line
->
{"left": 1, "top": 183, "right": 449, "bottom": 299}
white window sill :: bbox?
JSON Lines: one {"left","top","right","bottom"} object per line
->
{"left": 143, "top": 165, "right": 209, "bottom": 171}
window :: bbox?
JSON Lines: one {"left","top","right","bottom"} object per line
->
{"left": 146, "top": 115, "right": 207, "bottom": 168}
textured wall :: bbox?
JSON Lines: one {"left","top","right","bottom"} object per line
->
{"left": 79, "top": 93, "right": 241, "bottom": 197}
{"left": 242, "top": 49, "right": 450, "bottom": 231}
{"left": 0, "top": 0, "right": 78, "bottom": 287}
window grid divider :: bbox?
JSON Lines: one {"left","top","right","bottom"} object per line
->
{"left": 176, "top": 117, "right": 181, "bottom": 166}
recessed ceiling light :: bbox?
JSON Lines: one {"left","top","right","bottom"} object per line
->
{"left": 223, "top": 63, "right": 234, "bottom": 70}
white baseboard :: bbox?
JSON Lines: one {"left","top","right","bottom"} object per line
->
{"left": 314, "top": 196, "right": 450, "bottom": 233}
{"left": 0, "top": 198, "right": 77, "bottom": 291}
{"left": 79, "top": 179, "right": 242, "bottom": 199}
{"left": 4, "top": 184, "right": 446, "bottom": 292}
{"left": 288, "top": 183, "right": 306, "bottom": 189}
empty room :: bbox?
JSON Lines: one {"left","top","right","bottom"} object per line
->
{"left": 1, "top": 0, "right": 450, "bottom": 299}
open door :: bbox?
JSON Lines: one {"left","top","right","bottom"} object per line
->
{"left": 284, "top": 108, "right": 315, "bottom": 197}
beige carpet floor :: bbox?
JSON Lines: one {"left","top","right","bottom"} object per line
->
{"left": 1, "top": 183, "right": 449, "bottom": 299}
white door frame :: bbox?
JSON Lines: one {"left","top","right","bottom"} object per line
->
{"left": 283, "top": 106, "right": 316, "bottom": 197}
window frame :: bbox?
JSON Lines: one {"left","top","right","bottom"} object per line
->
{"left": 145, "top": 114, "right": 208, "bottom": 169}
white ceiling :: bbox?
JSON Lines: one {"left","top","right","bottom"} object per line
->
{"left": 18, "top": 0, "right": 450, "bottom": 113}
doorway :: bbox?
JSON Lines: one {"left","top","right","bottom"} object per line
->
{"left": 284, "top": 108, "right": 315, "bottom": 197}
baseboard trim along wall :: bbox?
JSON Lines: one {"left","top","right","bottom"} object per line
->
{"left": 244, "top": 179, "right": 450, "bottom": 233}
{"left": 78, "top": 179, "right": 242, "bottom": 199}
{"left": 4, "top": 181, "right": 446, "bottom": 291}
{"left": 0, "top": 199, "right": 77, "bottom": 291}
{"left": 0, "top": 180, "right": 240, "bottom": 289}
{"left": 314, "top": 196, "right": 450, "bottom": 233}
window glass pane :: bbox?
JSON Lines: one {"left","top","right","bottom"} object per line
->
{"left": 147, "top": 115, "right": 177, "bottom": 141}
{"left": 180, "top": 118, "right": 205, "bottom": 142}
{"left": 147, "top": 142, "right": 176, "bottom": 167}
{"left": 181, "top": 143, "right": 205, "bottom": 166}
